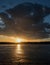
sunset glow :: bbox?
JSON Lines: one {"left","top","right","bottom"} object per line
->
{"left": 16, "top": 38, "right": 23, "bottom": 43}
{"left": 0, "top": 35, "right": 50, "bottom": 43}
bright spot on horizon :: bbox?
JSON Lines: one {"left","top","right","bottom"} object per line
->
{"left": 16, "top": 38, "right": 23, "bottom": 43}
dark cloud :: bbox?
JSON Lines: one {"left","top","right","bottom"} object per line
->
{"left": 0, "top": 2, "right": 50, "bottom": 39}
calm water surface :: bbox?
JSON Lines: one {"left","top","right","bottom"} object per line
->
{"left": 0, "top": 43, "right": 50, "bottom": 65}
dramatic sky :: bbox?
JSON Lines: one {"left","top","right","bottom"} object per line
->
{"left": 0, "top": 0, "right": 50, "bottom": 42}
{"left": 0, "top": 0, "right": 50, "bottom": 12}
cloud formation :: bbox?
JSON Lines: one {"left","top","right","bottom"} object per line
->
{"left": 0, "top": 2, "right": 50, "bottom": 40}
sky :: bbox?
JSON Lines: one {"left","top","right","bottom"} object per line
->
{"left": 0, "top": 0, "right": 50, "bottom": 12}
{"left": 0, "top": 0, "right": 50, "bottom": 42}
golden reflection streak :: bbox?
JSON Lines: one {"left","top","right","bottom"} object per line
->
{"left": 16, "top": 44, "right": 23, "bottom": 54}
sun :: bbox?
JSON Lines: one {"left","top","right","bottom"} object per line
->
{"left": 16, "top": 38, "right": 23, "bottom": 43}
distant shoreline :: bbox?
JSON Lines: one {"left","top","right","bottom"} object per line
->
{"left": 0, "top": 42, "right": 50, "bottom": 44}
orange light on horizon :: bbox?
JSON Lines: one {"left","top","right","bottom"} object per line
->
{"left": 16, "top": 38, "right": 24, "bottom": 43}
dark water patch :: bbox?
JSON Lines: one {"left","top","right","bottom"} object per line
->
{"left": 0, "top": 43, "right": 50, "bottom": 65}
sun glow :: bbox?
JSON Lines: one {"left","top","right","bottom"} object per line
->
{"left": 16, "top": 38, "right": 23, "bottom": 43}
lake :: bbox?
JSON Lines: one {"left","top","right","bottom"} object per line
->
{"left": 0, "top": 43, "right": 50, "bottom": 65}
